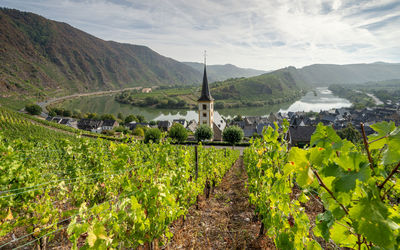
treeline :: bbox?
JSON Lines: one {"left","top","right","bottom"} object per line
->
{"left": 329, "top": 84, "right": 375, "bottom": 109}
{"left": 115, "top": 92, "right": 191, "bottom": 109}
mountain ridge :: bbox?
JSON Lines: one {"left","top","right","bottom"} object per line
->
{"left": 182, "top": 62, "right": 268, "bottom": 82}
{"left": 0, "top": 8, "right": 201, "bottom": 99}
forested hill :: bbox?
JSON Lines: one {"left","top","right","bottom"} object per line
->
{"left": 183, "top": 62, "right": 268, "bottom": 82}
{"left": 0, "top": 8, "right": 201, "bottom": 99}
{"left": 296, "top": 62, "right": 400, "bottom": 86}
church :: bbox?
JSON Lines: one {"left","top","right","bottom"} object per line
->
{"left": 197, "top": 60, "right": 226, "bottom": 141}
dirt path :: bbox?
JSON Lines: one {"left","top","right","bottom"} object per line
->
{"left": 164, "top": 157, "right": 274, "bottom": 249}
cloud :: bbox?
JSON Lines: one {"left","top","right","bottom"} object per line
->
{"left": 1, "top": 0, "right": 400, "bottom": 70}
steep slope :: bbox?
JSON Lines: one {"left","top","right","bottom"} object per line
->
{"left": 0, "top": 8, "right": 201, "bottom": 99}
{"left": 183, "top": 62, "right": 267, "bottom": 82}
{"left": 297, "top": 62, "right": 400, "bottom": 86}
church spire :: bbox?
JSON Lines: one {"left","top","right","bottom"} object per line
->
{"left": 198, "top": 50, "right": 213, "bottom": 101}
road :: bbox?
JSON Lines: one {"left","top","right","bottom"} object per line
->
{"left": 36, "top": 87, "right": 143, "bottom": 117}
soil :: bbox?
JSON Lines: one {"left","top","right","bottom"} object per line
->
{"left": 163, "top": 157, "right": 275, "bottom": 250}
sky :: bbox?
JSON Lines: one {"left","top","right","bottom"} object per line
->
{"left": 1, "top": 0, "right": 400, "bottom": 70}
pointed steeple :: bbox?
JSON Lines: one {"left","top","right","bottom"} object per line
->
{"left": 198, "top": 58, "right": 213, "bottom": 102}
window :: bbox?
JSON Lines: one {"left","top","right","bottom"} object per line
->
{"left": 211, "top": 104, "right": 213, "bottom": 109}
{"left": 203, "top": 112, "right": 207, "bottom": 117}
{"left": 203, "top": 104, "right": 207, "bottom": 110}
{"left": 203, "top": 121, "right": 207, "bottom": 124}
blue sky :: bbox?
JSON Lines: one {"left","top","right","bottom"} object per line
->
{"left": 1, "top": 0, "right": 400, "bottom": 70}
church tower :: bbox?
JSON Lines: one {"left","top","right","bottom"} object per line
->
{"left": 198, "top": 52, "right": 214, "bottom": 129}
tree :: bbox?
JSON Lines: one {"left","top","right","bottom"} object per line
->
{"left": 137, "top": 115, "right": 146, "bottom": 123}
{"left": 133, "top": 127, "right": 145, "bottom": 137}
{"left": 169, "top": 123, "right": 188, "bottom": 143}
{"left": 195, "top": 125, "right": 213, "bottom": 142}
{"left": 100, "top": 114, "right": 116, "bottom": 121}
{"left": 117, "top": 112, "right": 124, "bottom": 120}
{"left": 63, "top": 109, "right": 72, "bottom": 117}
{"left": 144, "top": 128, "right": 161, "bottom": 143}
{"left": 48, "top": 109, "right": 56, "bottom": 117}
{"left": 223, "top": 126, "right": 244, "bottom": 146}
{"left": 125, "top": 115, "right": 138, "bottom": 124}
{"left": 337, "top": 124, "right": 361, "bottom": 144}
{"left": 25, "top": 104, "right": 42, "bottom": 115}
{"left": 149, "top": 120, "right": 157, "bottom": 126}
{"left": 233, "top": 115, "right": 243, "bottom": 122}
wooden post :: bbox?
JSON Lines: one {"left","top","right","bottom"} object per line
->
{"left": 195, "top": 145, "right": 199, "bottom": 209}
{"left": 195, "top": 145, "right": 198, "bottom": 181}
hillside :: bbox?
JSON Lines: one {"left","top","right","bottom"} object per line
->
{"left": 297, "top": 62, "right": 400, "bottom": 86}
{"left": 115, "top": 67, "right": 307, "bottom": 109}
{"left": 183, "top": 62, "right": 267, "bottom": 82}
{"left": 0, "top": 8, "right": 201, "bottom": 101}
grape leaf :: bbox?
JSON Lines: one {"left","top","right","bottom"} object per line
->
{"left": 349, "top": 197, "right": 398, "bottom": 249}
{"left": 333, "top": 164, "right": 371, "bottom": 192}
{"left": 382, "top": 131, "right": 400, "bottom": 165}
{"left": 311, "top": 123, "right": 341, "bottom": 148}
{"left": 333, "top": 151, "right": 368, "bottom": 171}
{"left": 314, "top": 211, "right": 334, "bottom": 241}
{"left": 329, "top": 221, "right": 357, "bottom": 247}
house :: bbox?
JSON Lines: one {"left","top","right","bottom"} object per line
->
{"left": 172, "top": 119, "right": 187, "bottom": 128}
{"left": 60, "top": 118, "right": 78, "bottom": 129}
{"left": 51, "top": 117, "right": 62, "bottom": 124}
{"left": 102, "top": 120, "right": 119, "bottom": 130}
{"left": 213, "top": 112, "right": 226, "bottom": 141}
{"left": 287, "top": 126, "right": 316, "bottom": 147}
{"left": 186, "top": 120, "right": 198, "bottom": 133}
{"left": 157, "top": 120, "right": 172, "bottom": 131}
{"left": 256, "top": 122, "right": 280, "bottom": 136}
{"left": 141, "top": 88, "right": 152, "bottom": 93}
{"left": 77, "top": 119, "right": 103, "bottom": 132}
{"left": 127, "top": 122, "right": 149, "bottom": 130}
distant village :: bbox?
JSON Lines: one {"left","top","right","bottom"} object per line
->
{"left": 43, "top": 62, "right": 400, "bottom": 146}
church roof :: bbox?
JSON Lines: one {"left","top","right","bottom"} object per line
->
{"left": 198, "top": 64, "right": 214, "bottom": 101}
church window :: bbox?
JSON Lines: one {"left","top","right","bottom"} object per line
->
{"left": 203, "top": 104, "right": 207, "bottom": 110}
{"left": 203, "top": 112, "right": 207, "bottom": 117}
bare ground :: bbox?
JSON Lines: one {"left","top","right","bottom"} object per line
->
{"left": 163, "top": 157, "right": 275, "bottom": 250}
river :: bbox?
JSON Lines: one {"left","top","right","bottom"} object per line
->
{"left": 59, "top": 87, "right": 351, "bottom": 121}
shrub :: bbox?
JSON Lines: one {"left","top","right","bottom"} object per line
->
{"left": 169, "top": 123, "right": 188, "bottom": 143}
{"left": 195, "top": 125, "right": 213, "bottom": 142}
{"left": 133, "top": 127, "right": 144, "bottom": 137}
{"left": 223, "top": 125, "right": 244, "bottom": 145}
{"left": 144, "top": 128, "right": 161, "bottom": 143}
{"left": 25, "top": 104, "right": 42, "bottom": 115}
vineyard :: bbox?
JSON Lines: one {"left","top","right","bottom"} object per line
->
{"left": 0, "top": 124, "right": 239, "bottom": 248}
{"left": 1, "top": 104, "right": 399, "bottom": 249}
{"left": 0, "top": 107, "right": 77, "bottom": 142}
{"left": 244, "top": 121, "right": 400, "bottom": 249}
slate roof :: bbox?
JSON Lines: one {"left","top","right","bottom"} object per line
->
{"left": 289, "top": 126, "right": 316, "bottom": 144}
{"left": 127, "top": 122, "right": 148, "bottom": 130}
{"left": 198, "top": 64, "right": 213, "bottom": 101}
{"left": 60, "top": 119, "right": 69, "bottom": 125}
{"left": 256, "top": 123, "right": 279, "bottom": 135}
{"left": 77, "top": 119, "right": 103, "bottom": 130}
{"left": 102, "top": 120, "right": 118, "bottom": 127}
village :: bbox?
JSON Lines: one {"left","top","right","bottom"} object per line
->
{"left": 43, "top": 63, "right": 400, "bottom": 147}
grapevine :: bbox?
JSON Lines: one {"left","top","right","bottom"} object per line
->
{"left": 0, "top": 109, "right": 239, "bottom": 248}
{"left": 244, "top": 121, "right": 400, "bottom": 249}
